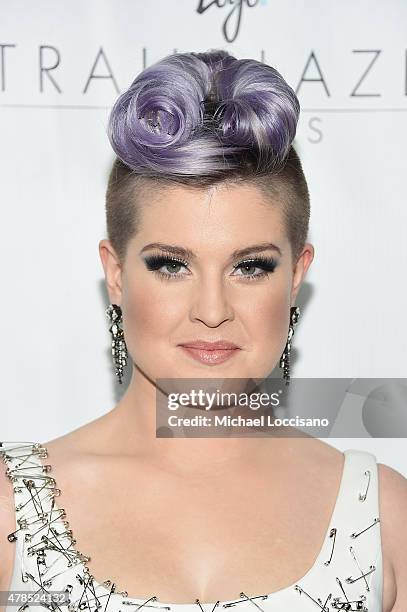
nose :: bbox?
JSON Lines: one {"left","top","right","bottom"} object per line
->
{"left": 189, "top": 272, "right": 234, "bottom": 328}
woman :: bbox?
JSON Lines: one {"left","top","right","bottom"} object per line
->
{"left": 0, "top": 50, "right": 405, "bottom": 612}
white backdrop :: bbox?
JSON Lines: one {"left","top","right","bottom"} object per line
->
{"left": 0, "top": 1, "right": 406, "bottom": 474}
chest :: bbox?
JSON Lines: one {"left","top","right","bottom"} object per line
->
{"left": 56, "top": 463, "right": 336, "bottom": 602}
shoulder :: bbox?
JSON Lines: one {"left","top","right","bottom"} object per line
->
{"left": 0, "top": 437, "right": 94, "bottom": 586}
{"left": 377, "top": 461, "right": 407, "bottom": 611}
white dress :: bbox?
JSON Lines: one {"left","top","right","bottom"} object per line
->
{"left": 1, "top": 441, "right": 383, "bottom": 611}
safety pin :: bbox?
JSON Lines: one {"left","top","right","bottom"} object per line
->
{"left": 17, "top": 484, "right": 60, "bottom": 499}
{"left": 76, "top": 569, "right": 102, "bottom": 611}
{"left": 39, "top": 567, "right": 75, "bottom": 588}
{"left": 34, "top": 552, "right": 68, "bottom": 596}
{"left": 234, "top": 592, "right": 265, "bottom": 611}
{"left": 26, "top": 537, "right": 76, "bottom": 564}
{"left": 0, "top": 444, "right": 47, "bottom": 461}
{"left": 294, "top": 585, "right": 332, "bottom": 611}
{"left": 324, "top": 527, "right": 337, "bottom": 565}
{"left": 10, "top": 476, "right": 55, "bottom": 496}
{"left": 358, "top": 471, "right": 370, "bottom": 502}
{"left": 331, "top": 599, "right": 367, "bottom": 611}
{"left": 7, "top": 464, "right": 52, "bottom": 477}
{"left": 221, "top": 593, "right": 268, "bottom": 609}
{"left": 31, "top": 533, "right": 90, "bottom": 566}
{"left": 10, "top": 442, "right": 48, "bottom": 459}
{"left": 23, "top": 514, "right": 64, "bottom": 542}
{"left": 98, "top": 578, "right": 117, "bottom": 612}
{"left": 345, "top": 566, "right": 375, "bottom": 586}
{"left": 121, "top": 601, "right": 170, "bottom": 610}
{"left": 8, "top": 515, "right": 49, "bottom": 542}
{"left": 347, "top": 546, "right": 376, "bottom": 591}
{"left": 49, "top": 526, "right": 74, "bottom": 541}
{"left": 13, "top": 487, "right": 53, "bottom": 515}
{"left": 8, "top": 442, "right": 46, "bottom": 458}
{"left": 23, "top": 507, "right": 68, "bottom": 542}
{"left": 27, "top": 539, "right": 53, "bottom": 555}
{"left": 14, "top": 498, "right": 47, "bottom": 516}
{"left": 195, "top": 598, "right": 220, "bottom": 612}
{"left": 122, "top": 595, "right": 170, "bottom": 610}
{"left": 335, "top": 577, "right": 350, "bottom": 605}
{"left": 322, "top": 592, "right": 333, "bottom": 611}
{"left": 8, "top": 463, "right": 53, "bottom": 480}
{"left": 350, "top": 517, "right": 379, "bottom": 539}
{"left": 25, "top": 477, "right": 56, "bottom": 518}
{"left": 42, "top": 526, "right": 76, "bottom": 557}
{"left": 21, "top": 570, "right": 67, "bottom": 612}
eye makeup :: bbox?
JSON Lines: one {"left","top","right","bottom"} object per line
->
{"left": 142, "top": 252, "right": 279, "bottom": 282}
{"left": 233, "top": 256, "right": 278, "bottom": 280}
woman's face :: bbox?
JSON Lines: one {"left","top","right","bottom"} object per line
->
{"left": 100, "top": 182, "right": 314, "bottom": 383}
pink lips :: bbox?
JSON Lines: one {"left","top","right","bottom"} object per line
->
{"left": 178, "top": 340, "right": 241, "bottom": 365}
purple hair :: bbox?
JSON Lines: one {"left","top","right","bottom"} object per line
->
{"left": 107, "top": 50, "right": 300, "bottom": 176}
{"left": 105, "top": 50, "right": 310, "bottom": 267}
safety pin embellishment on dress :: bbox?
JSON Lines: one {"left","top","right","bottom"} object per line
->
{"left": 324, "top": 527, "right": 338, "bottom": 566}
{"left": 345, "top": 547, "right": 376, "bottom": 592}
{"left": 224, "top": 593, "right": 269, "bottom": 610}
{"left": 0, "top": 443, "right": 119, "bottom": 611}
{"left": 358, "top": 471, "right": 371, "bottom": 502}
{"left": 330, "top": 578, "right": 367, "bottom": 611}
{"left": 294, "top": 585, "right": 333, "bottom": 611}
{"left": 1, "top": 443, "right": 382, "bottom": 612}
{"left": 295, "top": 581, "right": 368, "bottom": 612}
{"left": 330, "top": 598, "right": 367, "bottom": 611}
{"left": 350, "top": 518, "right": 380, "bottom": 539}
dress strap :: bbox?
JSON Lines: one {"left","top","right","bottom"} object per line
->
{"left": 1, "top": 441, "right": 53, "bottom": 587}
{"left": 341, "top": 449, "right": 383, "bottom": 609}
{"left": 0, "top": 441, "right": 88, "bottom": 588}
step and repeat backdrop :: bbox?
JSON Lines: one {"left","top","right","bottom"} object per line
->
{"left": 0, "top": 1, "right": 406, "bottom": 473}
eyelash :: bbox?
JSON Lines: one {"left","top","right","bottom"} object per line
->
{"left": 143, "top": 254, "right": 278, "bottom": 281}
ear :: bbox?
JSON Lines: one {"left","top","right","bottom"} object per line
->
{"left": 99, "top": 239, "right": 123, "bottom": 304}
{"left": 290, "top": 242, "right": 314, "bottom": 304}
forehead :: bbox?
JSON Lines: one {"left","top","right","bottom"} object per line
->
{"left": 134, "top": 182, "right": 287, "bottom": 247}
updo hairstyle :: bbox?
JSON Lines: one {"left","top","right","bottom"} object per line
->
{"left": 105, "top": 50, "right": 310, "bottom": 267}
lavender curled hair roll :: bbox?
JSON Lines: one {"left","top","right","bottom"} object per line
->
{"left": 107, "top": 50, "right": 300, "bottom": 177}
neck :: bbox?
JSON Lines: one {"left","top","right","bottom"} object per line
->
{"left": 100, "top": 366, "right": 279, "bottom": 475}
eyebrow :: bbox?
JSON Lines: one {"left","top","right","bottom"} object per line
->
{"left": 139, "top": 241, "right": 283, "bottom": 259}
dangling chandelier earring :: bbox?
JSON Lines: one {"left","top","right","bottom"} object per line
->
{"left": 105, "top": 304, "right": 128, "bottom": 384}
{"left": 279, "top": 306, "right": 301, "bottom": 385}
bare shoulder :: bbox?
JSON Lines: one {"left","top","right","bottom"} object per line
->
{"left": 40, "top": 416, "right": 121, "bottom": 496}
{"left": 377, "top": 461, "right": 407, "bottom": 611}
{"left": 291, "top": 435, "right": 345, "bottom": 468}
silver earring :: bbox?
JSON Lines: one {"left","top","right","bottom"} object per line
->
{"left": 279, "top": 306, "right": 301, "bottom": 385}
{"left": 105, "top": 304, "right": 128, "bottom": 384}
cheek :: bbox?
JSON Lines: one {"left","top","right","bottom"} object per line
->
{"left": 237, "top": 278, "right": 291, "bottom": 374}
{"left": 240, "top": 275, "right": 290, "bottom": 336}
{"left": 121, "top": 279, "right": 182, "bottom": 354}
{"left": 253, "top": 292, "right": 288, "bottom": 329}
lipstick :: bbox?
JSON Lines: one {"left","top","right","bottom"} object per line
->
{"left": 178, "top": 340, "right": 241, "bottom": 366}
